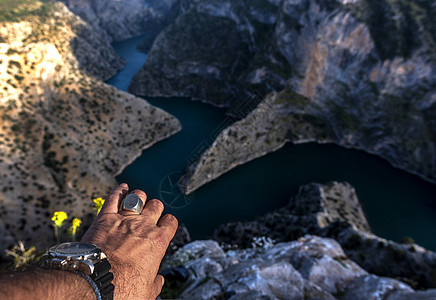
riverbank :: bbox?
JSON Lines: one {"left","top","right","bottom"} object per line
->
{"left": 108, "top": 35, "right": 436, "bottom": 251}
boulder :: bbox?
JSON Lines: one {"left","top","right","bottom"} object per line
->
{"left": 213, "top": 182, "right": 436, "bottom": 289}
{"left": 161, "top": 235, "right": 436, "bottom": 299}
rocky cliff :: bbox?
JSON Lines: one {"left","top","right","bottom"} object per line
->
{"left": 213, "top": 182, "right": 436, "bottom": 289}
{"left": 127, "top": 0, "right": 436, "bottom": 194}
{"left": 59, "top": 0, "right": 178, "bottom": 46}
{"left": 158, "top": 182, "right": 436, "bottom": 298}
{"left": 0, "top": 1, "right": 181, "bottom": 252}
{"left": 161, "top": 236, "right": 436, "bottom": 299}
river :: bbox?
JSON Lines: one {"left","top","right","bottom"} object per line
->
{"left": 107, "top": 35, "right": 436, "bottom": 250}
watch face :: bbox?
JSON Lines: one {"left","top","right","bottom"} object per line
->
{"left": 52, "top": 242, "right": 98, "bottom": 255}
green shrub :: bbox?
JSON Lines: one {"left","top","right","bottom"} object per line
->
{"left": 5, "top": 241, "right": 44, "bottom": 269}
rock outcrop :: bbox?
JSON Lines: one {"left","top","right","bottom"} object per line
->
{"left": 59, "top": 0, "right": 178, "bottom": 45}
{"left": 160, "top": 235, "right": 436, "bottom": 299}
{"left": 0, "top": 1, "right": 181, "bottom": 252}
{"left": 128, "top": 0, "right": 436, "bottom": 194}
{"left": 178, "top": 89, "right": 334, "bottom": 194}
{"left": 212, "top": 182, "right": 436, "bottom": 289}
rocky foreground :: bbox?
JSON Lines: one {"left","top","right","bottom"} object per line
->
{"left": 162, "top": 236, "right": 436, "bottom": 300}
{"left": 127, "top": 0, "right": 436, "bottom": 194}
{"left": 0, "top": 1, "right": 181, "bottom": 251}
{"left": 213, "top": 182, "right": 436, "bottom": 289}
{"left": 161, "top": 182, "right": 436, "bottom": 298}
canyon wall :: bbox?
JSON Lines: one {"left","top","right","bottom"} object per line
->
{"left": 127, "top": 0, "right": 436, "bottom": 193}
{"left": 0, "top": 1, "right": 181, "bottom": 251}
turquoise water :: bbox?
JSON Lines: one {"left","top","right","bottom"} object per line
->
{"left": 107, "top": 35, "right": 436, "bottom": 250}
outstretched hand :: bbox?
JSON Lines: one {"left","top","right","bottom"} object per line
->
{"left": 82, "top": 183, "right": 178, "bottom": 300}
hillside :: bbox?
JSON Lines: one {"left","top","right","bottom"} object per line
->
{"left": 0, "top": 0, "right": 181, "bottom": 251}
{"left": 59, "top": 0, "right": 178, "bottom": 47}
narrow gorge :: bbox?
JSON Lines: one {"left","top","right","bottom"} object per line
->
{"left": 127, "top": 0, "right": 436, "bottom": 196}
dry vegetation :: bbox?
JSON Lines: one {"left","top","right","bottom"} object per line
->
{"left": 0, "top": 1, "right": 181, "bottom": 252}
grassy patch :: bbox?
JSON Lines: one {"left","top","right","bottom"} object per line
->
{"left": 331, "top": 105, "right": 357, "bottom": 132}
{"left": 274, "top": 86, "right": 310, "bottom": 108}
{"left": 384, "top": 93, "right": 419, "bottom": 126}
{"left": 250, "top": 0, "right": 278, "bottom": 13}
{"left": 0, "top": 0, "right": 54, "bottom": 22}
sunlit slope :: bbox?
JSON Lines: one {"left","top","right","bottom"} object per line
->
{"left": 0, "top": 1, "right": 181, "bottom": 251}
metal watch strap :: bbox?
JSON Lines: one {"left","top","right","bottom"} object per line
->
{"left": 74, "top": 271, "right": 103, "bottom": 300}
{"left": 90, "top": 259, "right": 114, "bottom": 300}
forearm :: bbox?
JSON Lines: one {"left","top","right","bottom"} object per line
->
{"left": 0, "top": 268, "right": 95, "bottom": 300}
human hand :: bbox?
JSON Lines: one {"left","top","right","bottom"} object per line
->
{"left": 81, "top": 183, "right": 178, "bottom": 300}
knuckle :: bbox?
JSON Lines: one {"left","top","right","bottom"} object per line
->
{"left": 151, "top": 231, "right": 168, "bottom": 250}
{"left": 119, "top": 183, "right": 129, "bottom": 189}
{"left": 130, "top": 189, "right": 147, "bottom": 200}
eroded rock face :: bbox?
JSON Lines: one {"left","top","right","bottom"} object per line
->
{"left": 323, "top": 223, "right": 436, "bottom": 289}
{"left": 0, "top": 2, "right": 181, "bottom": 251}
{"left": 161, "top": 235, "right": 434, "bottom": 300}
{"left": 128, "top": 0, "right": 436, "bottom": 195}
{"left": 213, "top": 182, "right": 370, "bottom": 247}
{"left": 342, "top": 275, "right": 414, "bottom": 300}
{"left": 212, "top": 182, "right": 436, "bottom": 289}
{"left": 59, "top": 0, "right": 178, "bottom": 44}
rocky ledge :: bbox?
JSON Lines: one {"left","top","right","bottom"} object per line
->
{"left": 160, "top": 236, "right": 436, "bottom": 300}
{"left": 128, "top": 0, "right": 436, "bottom": 194}
{"left": 213, "top": 182, "right": 436, "bottom": 289}
{"left": 0, "top": 1, "right": 181, "bottom": 252}
{"left": 159, "top": 181, "right": 436, "bottom": 298}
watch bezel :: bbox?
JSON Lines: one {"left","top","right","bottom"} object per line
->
{"left": 48, "top": 242, "right": 101, "bottom": 259}
{"left": 48, "top": 242, "right": 103, "bottom": 262}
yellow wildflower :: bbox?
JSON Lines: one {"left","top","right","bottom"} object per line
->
{"left": 67, "top": 218, "right": 82, "bottom": 241}
{"left": 51, "top": 211, "right": 68, "bottom": 228}
{"left": 93, "top": 197, "right": 105, "bottom": 215}
{"left": 72, "top": 218, "right": 81, "bottom": 229}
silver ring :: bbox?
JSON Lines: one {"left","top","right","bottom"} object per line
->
{"left": 120, "top": 194, "right": 144, "bottom": 214}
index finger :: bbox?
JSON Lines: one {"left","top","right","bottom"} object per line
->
{"left": 99, "top": 183, "right": 129, "bottom": 214}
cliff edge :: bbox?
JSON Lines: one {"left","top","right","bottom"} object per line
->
{"left": 0, "top": 1, "right": 181, "bottom": 251}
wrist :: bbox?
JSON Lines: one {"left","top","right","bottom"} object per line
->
{"left": 43, "top": 242, "right": 114, "bottom": 300}
{"left": 0, "top": 268, "right": 95, "bottom": 300}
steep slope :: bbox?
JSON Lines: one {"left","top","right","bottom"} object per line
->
{"left": 127, "top": 0, "right": 436, "bottom": 193}
{"left": 59, "top": 0, "right": 178, "bottom": 45}
{"left": 0, "top": 1, "right": 181, "bottom": 251}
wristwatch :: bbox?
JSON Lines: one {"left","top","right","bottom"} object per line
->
{"left": 43, "top": 242, "right": 114, "bottom": 300}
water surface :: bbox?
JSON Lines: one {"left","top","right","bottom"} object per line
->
{"left": 108, "top": 35, "right": 436, "bottom": 251}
